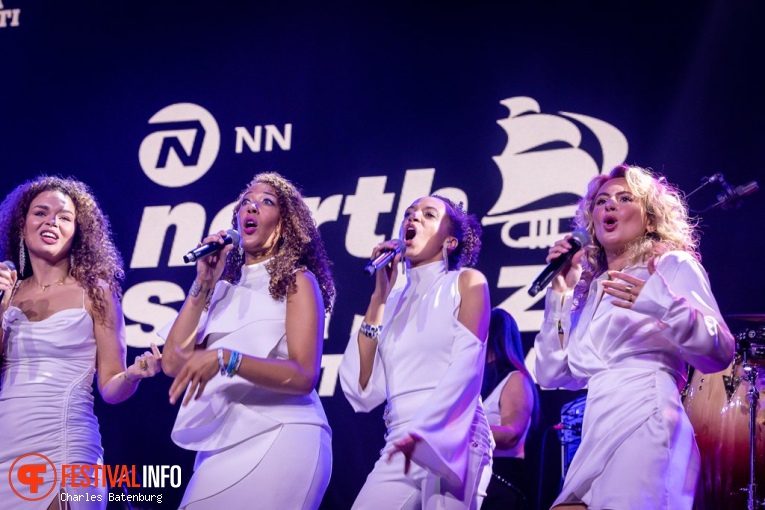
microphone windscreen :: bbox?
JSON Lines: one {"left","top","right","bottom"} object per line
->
{"left": 226, "top": 229, "right": 240, "bottom": 245}
{"left": 570, "top": 229, "right": 590, "bottom": 248}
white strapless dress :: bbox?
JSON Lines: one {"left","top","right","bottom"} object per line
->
{"left": 0, "top": 305, "right": 106, "bottom": 509}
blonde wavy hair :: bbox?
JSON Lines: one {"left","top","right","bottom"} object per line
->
{"left": 220, "top": 172, "right": 336, "bottom": 314}
{"left": 573, "top": 164, "right": 699, "bottom": 305}
{"left": 0, "top": 175, "right": 125, "bottom": 324}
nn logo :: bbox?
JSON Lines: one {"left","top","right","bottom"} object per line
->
{"left": 9, "top": 453, "right": 58, "bottom": 501}
{"left": 139, "top": 103, "right": 221, "bottom": 188}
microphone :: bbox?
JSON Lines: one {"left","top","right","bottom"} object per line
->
{"left": 710, "top": 180, "right": 759, "bottom": 211}
{"left": 183, "top": 229, "right": 240, "bottom": 264}
{"left": 0, "top": 260, "right": 17, "bottom": 301}
{"left": 363, "top": 240, "right": 405, "bottom": 276}
{"left": 528, "top": 229, "right": 590, "bottom": 297}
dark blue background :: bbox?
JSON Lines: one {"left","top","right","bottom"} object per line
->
{"left": 1, "top": 2, "right": 763, "bottom": 508}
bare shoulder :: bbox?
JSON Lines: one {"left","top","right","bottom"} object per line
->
{"left": 458, "top": 267, "right": 488, "bottom": 288}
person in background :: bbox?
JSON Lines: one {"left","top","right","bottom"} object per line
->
{"left": 480, "top": 308, "right": 538, "bottom": 510}
{"left": 534, "top": 164, "right": 734, "bottom": 509}
{"left": 161, "top": 172, "right": 335, "bottom": 510}
{"left": 339, "top": 195, "right": 492, "bottom": 509}
{"left": 0, "top": 175, "right": 161, "bottom": 510}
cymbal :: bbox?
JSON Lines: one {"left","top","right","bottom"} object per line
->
{"left": 726, "top": 314, "right": 765, "bottom": 323}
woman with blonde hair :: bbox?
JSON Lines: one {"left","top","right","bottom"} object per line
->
{"left": 161, "top": 172, "right": 335, "bottom": 510}
{"left": 0, "top": 175, "right": 161, "bottom": 509}
{"left": 534, "top": 164, "right": 735, "bottom": 509}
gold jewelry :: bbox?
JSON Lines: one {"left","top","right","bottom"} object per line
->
{"left": 139, "top": 358, "right": 148, "bottom": 371}
{"left": 31, "top": 276, "right": 66, "bottom": 291}
{"left": 625, "top": 284, "right": 633, "bottom": 295}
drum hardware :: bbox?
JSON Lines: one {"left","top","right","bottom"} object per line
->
{"left": 740, "top": 345, "right": 763, "bottom": 510}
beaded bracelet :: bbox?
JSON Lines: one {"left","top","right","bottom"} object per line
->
{"left": 217, "top": 348, "right": 226, "bottom": 376}
{"left": 359, "top": 321, "right": 383, "bottom": 342}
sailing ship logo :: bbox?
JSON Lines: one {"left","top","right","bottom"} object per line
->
{"left": 481, "top": 96, "right": 629, "bottom": 249}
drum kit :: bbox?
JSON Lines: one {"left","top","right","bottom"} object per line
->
{"left": 684, "top": 314, "right": 765, "bottom": 510}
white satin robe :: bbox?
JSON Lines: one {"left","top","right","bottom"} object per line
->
{"left": 534, "top": 251, "right": 734, "bottom": 510}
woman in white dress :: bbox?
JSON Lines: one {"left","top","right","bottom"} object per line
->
{"left": 534, "top": 164, "right": 735, "bottom": 510}
{"left": 480, "top": 308, "right": 538, "bottom": 510}
{"left": 161, "top": 172, "right": 335, "bottom": 510}
{"left": 0, "top": 175, "right": 161, "bottom": 510}
{"left": 339, "top": 195, "right": 492, "bottom": 509}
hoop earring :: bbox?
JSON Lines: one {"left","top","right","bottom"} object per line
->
{"left": 19, "top": 236, "right": 27, "bottom": 277}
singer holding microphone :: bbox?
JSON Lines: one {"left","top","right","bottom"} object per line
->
{"left": 339, "top": 195, "right": 492, "bottom": 509}
{"left": 160, "top": 172, "right": 335, "bottom": 510}
{"left": 0, "top": 175, "right": 161, "bottom": 509}
{"left": 533, "top": 164, "right": 735, "bottom": 510}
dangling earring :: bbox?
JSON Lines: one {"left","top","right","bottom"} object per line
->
{"left": 18, "top": 236, "right": 27, "bottom": 277}
{"left": 442, "top": 243, "right": 449, "bottom": 269}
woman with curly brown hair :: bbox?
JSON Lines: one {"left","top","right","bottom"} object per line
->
{"left": 0, "top": 175, "right": 161, "bottom": 509}
{"left": 161, "top": 172, "right": 335, "bottom": 510}
{"left": 339, "top": 195, "right": 492, "bottom": 509}
{"left": 534, "top": 164, "right": 735, "bottom": 510}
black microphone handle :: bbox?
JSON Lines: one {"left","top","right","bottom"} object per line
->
{"left": 528, "top": 238, "right": 584, "bottom": 297}
{"left": 363, "top": 250, "right": 398, "bottom": 276}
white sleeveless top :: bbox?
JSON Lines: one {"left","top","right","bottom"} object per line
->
{"left": 167, "top": 260, "right": 329, "bottom": 452}
{"left": 483, "top": 371, "right": 530, "bottom": 458}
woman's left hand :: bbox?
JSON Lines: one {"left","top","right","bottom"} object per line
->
{"left": 125, "top": 343, "right": 163, "bottom": 381}
{"left": 168, "top": 349, "right": 219, "bottom": 406}
{"left": 386, "top": 434, "right": 420, "bottom": 474}
{"left": 602, "top": 257, "right": 657, "bottom": 308}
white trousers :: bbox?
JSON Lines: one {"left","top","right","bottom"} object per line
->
{"left": 183, "top": 423, "right": 332, "bottom": 510}
{"left": 351, "top": 442, "right": 491, "bottom": 510}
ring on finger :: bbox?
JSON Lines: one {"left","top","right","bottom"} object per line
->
{"left": 628, "top": 294, "right": 633, "bottom": 303}
{"left": 625, "top": 284, "right": 633, "bottom": 295}
{"left": 140, "top": 358, "right": 148, "bottom": 371}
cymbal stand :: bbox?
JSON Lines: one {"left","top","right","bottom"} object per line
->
{"left": 740, "top": 346, "right": 763, "bottom": 509}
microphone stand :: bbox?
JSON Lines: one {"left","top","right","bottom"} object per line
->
{"left": 686, "top": 172, "right": 760, "bottom": 213}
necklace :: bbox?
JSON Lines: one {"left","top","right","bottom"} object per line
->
{"left": 31, "top": 276, "right": 67, "bottom": 291}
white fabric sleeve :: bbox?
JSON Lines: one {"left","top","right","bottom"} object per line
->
{"left": 338, "top": 332, "right": 387, "bottom": 413}
{"left": 533, "top": 288, "right": 587, "bottom": 390}
{"left": 402, "top": 318, "right": 486, "bottom": 487}
{"left": 400, "top": 317, "right": 486, "bottom": 485}
{"left": 630, "top": 252, "right": 735, "bottom": 374}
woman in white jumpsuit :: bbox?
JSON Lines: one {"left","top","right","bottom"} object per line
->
{"left": 340, "top": 195, "right": 492, "bottom": 510}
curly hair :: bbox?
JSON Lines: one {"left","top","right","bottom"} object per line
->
{"left": 0, "top": 175, "right": 125, "bottom": 324}
{"left": 573, "top": 164, "right": 699, "bottom": 305}
{"left": 220, "top": 172, "right": 336, "bottom": 314}
{"left": 431, "top": 195, "right": 482, "bottom": 270}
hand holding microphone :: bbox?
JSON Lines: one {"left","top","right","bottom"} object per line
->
{"left": 528, "top": 230, "right": 590, "bottom": 297}
{"left": 185, "top": 230, "right": 240, "bottom": 294}
{"left": 0, "top": 260, "right": 18, "bottom": 304}
{"left": 364, "top": 239, "right": 406, "bottom": 276}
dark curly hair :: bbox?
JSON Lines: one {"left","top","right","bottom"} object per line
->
{"left": 220, "top": 172, "right": 336, "bottom": 314}
{"left": 0, "top": 175, "right": 125, "bottom": 324}
{"left": 431, "top": 195, "right": 482, "bottom": 270}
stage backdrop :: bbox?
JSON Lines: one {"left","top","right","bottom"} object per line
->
{"left": 1, "top": 2, "right": 763, "bottom": 509}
